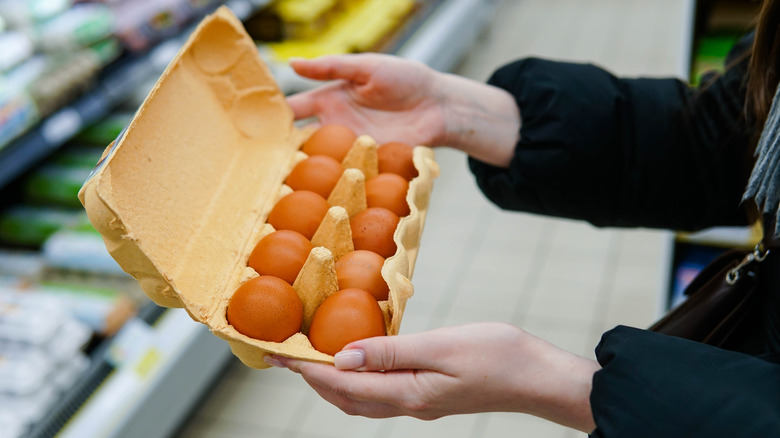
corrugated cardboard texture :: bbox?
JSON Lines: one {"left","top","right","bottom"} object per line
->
{"left": 79, "top": 6, "right": 438, "bottom": 368}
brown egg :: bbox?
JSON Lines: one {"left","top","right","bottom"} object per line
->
{"left": 366, "top": 173, "right": 410, "bottom": 217}
{"left": 335, "top": 250, "right": 389, "bottom": 301}
{"left": 248, "top": 230, "right": 313, "bottom": 284}
{"left": 378, "top": 142, "right": 418, "bottom": 181}
{"left": 226, "top": 276, "right": 303, "bottom": 342}
{"left": 350, "top": 207, "right": 399, "bottom": 258}
{"left": 267, "top": 190, "right": 329, "bottom": 239}
{"left": 308, "top": 288, "right": 386, "bottom": 356}
{"left": 285, "top": 155, "right": 344, "bottom": 198}
{"left": 301, "top": 124, "right": 357, "bottom": 162}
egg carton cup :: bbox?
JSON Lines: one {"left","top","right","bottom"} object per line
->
{"left": 79, "top": 6, "right": 439, "bottom": 368}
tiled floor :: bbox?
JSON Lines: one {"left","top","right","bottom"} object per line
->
{"left": 178, "top": 0, "right": 691, "bottom": 437}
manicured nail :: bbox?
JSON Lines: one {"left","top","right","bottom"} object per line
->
{"left": 334, "top": 349, "right": 366, "bottom": 370}
{"left": 264, "top": 355, "right": 285, "bottom": 368}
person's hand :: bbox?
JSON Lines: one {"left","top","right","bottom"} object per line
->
{"left": 287, "top": 53, "right": 447, "bottom": 148}
{"left": 287, "top": 54, "right": 521, "bottom": 167}
{"left": 267, "top": 322, "right": 599, "bottom": 433}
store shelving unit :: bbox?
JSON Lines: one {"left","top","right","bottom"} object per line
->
{"left": 50, "top": 309, "right": 231, "bottom": 438}
{"left": 0, "top": 54, "right": 155, "bottom": 190}
{"left": 0, "top": 2, "right": 266, "bottom": 438}
{"left": 0, "top": 0, "right": 269, "bottom": 192}
{"left": 0, "top": 1, "right": 496, "bottom": 437}
{"left": 660, "top": 0, "right": 761, "bottom": 312}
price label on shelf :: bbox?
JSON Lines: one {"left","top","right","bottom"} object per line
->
{"left": 105, "top": 317, "right": 154, "bottom": 370}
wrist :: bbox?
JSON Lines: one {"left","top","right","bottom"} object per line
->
{"left": 514, "top": 332, "right": 600, "bottom": 433}
{"left": 435, "top": 72, "right": 520, "bottom": 167}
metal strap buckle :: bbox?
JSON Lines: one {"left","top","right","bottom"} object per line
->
{"left": 726, "top": 243, "right": 770, "bottom": 285}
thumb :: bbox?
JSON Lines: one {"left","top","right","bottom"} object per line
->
{"left": 334, "top": 330, "right": 451, "bottom": 372}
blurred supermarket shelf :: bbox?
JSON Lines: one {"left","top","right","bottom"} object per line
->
{"left": 26, "top": 304, "right": 232, "bottom": 438}
{"left": 0, "top": 0, "right": 270, "bottom": 191}
{"left": 48, "top": 308, "right": 231, "bottom": 438}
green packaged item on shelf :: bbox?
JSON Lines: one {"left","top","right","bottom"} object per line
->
{"left": 24, "top": 163, "right": 94, "bottom": 208}
{"left": 697, "top": 34, "right": 741, "bottom": 58}
{"left": 89, "top": 38, "right": 122, "bottom": 66}
{"left": 36, "top": 3, "right": 115, "bottom": 52}
{"left": 28, "top": 49, "right": 104, "bottom": 117}
{"left": 50, "top": 146, "right": 105, "bottom": 168}
{"left": 691, "top": 33, "right": 742, "bottom": 86}
{"left": 75, "top": 112, "right": 133, "bottom": 145}
{"left": 0, "top": 0, "right": 71, "bottom": 27}
{"left": 0, "top": 205, "right": 84, "bottom": 247}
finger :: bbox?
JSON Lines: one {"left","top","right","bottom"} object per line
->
{"left": 289, "top": 55, "right": 373, "bottom": 84}
{"left": 285, "top": 91, "right": 317, "bottom": 121}
{"left": 303, "top": 376, "right": 404, "bottom": 419}
{"left": 278, "top": 355, "right": 436, "bottom": 408}
{"left": 286, "top": 81, "right": 346, "bottom": 120}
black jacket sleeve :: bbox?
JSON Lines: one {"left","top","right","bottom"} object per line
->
{"left": 589, "top": 326, "right": 780, "bottom": 437}
{"left": 468, "top": 41, "right": 755, "bottom": 231}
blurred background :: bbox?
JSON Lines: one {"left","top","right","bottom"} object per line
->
{"left": 0, "top": 0, "right": 763, "bottom": 437}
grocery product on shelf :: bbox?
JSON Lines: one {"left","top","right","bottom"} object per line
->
{"left": 24, "top": 164, "right": 93, "bottom": 208}
{"left": 0, "top": 2, "right": 123, "bottom": 150}
{"left": 0, "top": 250, "right": 44, "bottom": 280}
{"left": 247, "top": 0, "right": 339, "bottom": 41}
{"left": 0, "top": 0, "right": 72, "bottom": 29}
{"left": 43, "top": 228, "right": 128, "bottom": 276}
{"left": 0, "top": 205, "right": 85, "bottom": 248}
{"left": 27, "top": 39, "right": 121, "bottom": 117}
{"left": 74, "top": 111, "right": 133, "bottom": 145}
{"left": 0, "top": 31, "right": 34, "bottom": 71}
{"left": 255, "top": 0, "right": 417, "bottom": 61}
{"left": 0, "top": 0, "right": 247, "bottom": 152}
{"left": 0, "top": 80, "right": 38, "bottom": 152}
{"left": 0, "top": 289, "right": 92, "bottom": 438}
{"left": 111, "top": 0, "right": 224, "bottom": 52}
{"left": 33, "top": 3, "right": 114, "bottom": 52}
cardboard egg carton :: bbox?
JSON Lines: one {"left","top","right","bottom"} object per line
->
{"left": 78, "top": 6, "right": 439, "bottom": 368}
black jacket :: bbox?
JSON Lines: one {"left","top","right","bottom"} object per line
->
{"left": 469, "top": 37, "right": 780, "bottom": 436}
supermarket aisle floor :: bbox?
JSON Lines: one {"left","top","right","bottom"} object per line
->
{"left": 177, "top": 0, "right": 688, "bottom": 437}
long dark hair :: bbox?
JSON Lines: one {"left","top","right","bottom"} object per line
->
{"left": 748, "top": 0, "right": 780, "bottom": 133}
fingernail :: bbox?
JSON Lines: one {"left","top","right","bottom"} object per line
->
{"left": 334, "top": 349, "right": 366, "bottom": 370}
{"left": 264, "top": 355, "right": 285, "bottom": 368}
{"left": 288, "top": 56, "right": 306, "bottom": 64}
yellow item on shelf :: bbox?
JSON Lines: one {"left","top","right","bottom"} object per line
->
{"left": 265, "top": 0, "right": 416, "bottom": 62}
{"left": 275, "top": 0, "right": 339, "bottom": 23}
{"left": 264, "top": 40, "right": 349, "bottom": 60}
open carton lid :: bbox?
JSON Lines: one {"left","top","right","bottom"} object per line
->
{"left": 79, "top": 6, "right": 439, "bottom": 368}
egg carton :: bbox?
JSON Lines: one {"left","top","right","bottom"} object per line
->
{"left": 79, "top": 6, "right": 439, "bottom": 368}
